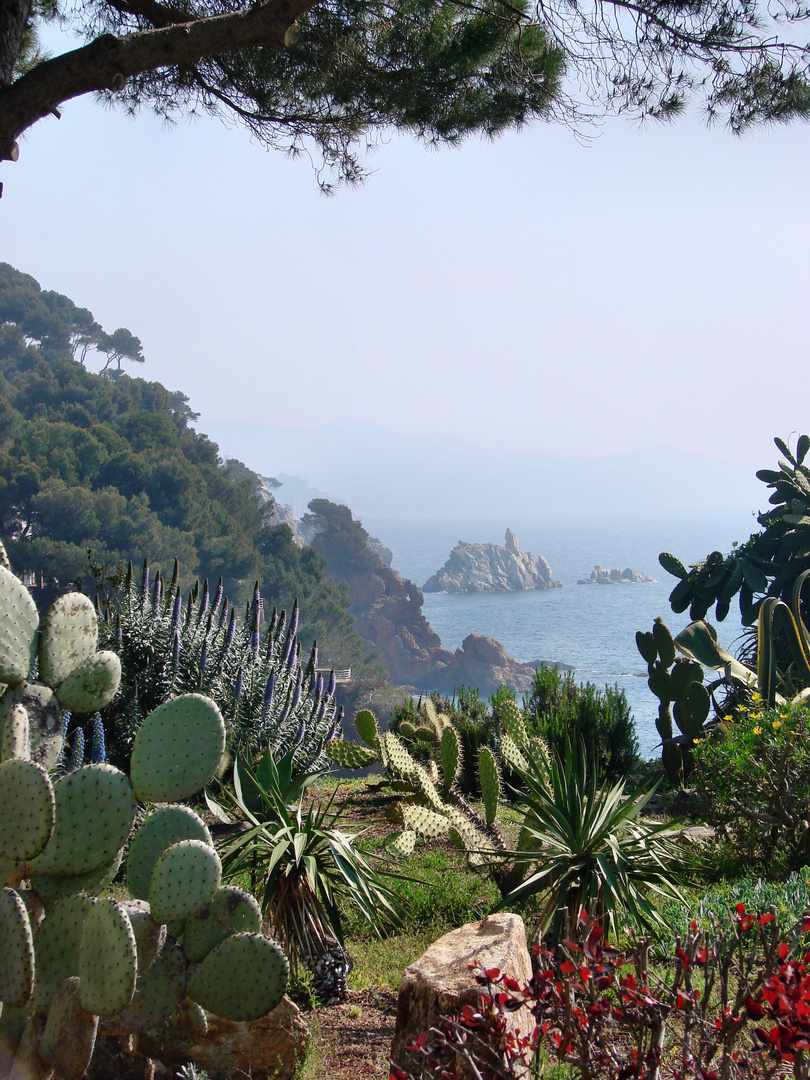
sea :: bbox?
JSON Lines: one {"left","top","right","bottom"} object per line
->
{"left": 361, "top": 511, "right": 759, "bottom": 760}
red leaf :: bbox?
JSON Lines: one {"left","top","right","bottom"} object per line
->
{"left": 580, "top": 966, "right": 591, "bottom": 984}
{"left": 736, "top": 903, "right": 746, "bottom": 917}
{"left": 780, "top": 943, "right": 790, "bottom": 961}
{"left": 484, "top": 967, "right": 501, "bottom": 981}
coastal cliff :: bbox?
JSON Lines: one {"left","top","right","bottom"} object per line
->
{"left": 423, "top": 529, "right": 560, "bottom": 594}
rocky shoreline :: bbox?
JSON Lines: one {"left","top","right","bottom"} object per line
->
{"left": 577, "top": 565, "right": 654, "bottom": 585}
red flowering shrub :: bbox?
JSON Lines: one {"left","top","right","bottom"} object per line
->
{"left": 393, "top": 906, "right": 810, "bottom": 1080}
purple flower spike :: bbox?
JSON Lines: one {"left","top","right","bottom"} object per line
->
{"left": 235, "top": 669, "right": 244, "bottom": 701}
{"left": 172, "top": 629, "right": 181, "bottom": 668}
{"left": 212, "top": 577, "right": 224, "bottom": 615}
{"left": 291, "top": 678, "right": 302, "bottom": 712}
{"left": 289, "top": 600, "right": 299, "bottom": 639}
{"left": 200, "top": 643, "right": 208, "bottom": 673}
{"left": 327, "top": 670, "right": 336, "bottom": 697}
{"left": 293, "top": 718, "right": 306, "bottom": 748}
{"left": 170, "top": 590, "right": 182, "bottom": 634}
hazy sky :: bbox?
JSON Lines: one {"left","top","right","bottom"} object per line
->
{"left": 2, "top": 53, "right": 808, "bottom": 475}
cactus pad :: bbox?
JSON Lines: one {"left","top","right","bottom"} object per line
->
{"left": 38, "top": 594, "right": 98, "bottom": 690}
{"left": 54, "top": 651, "right": 121, "bottom": 714}
{"left": 398, "top": 803, "right": 449, "bottom": 839}
{"left": 39, "top": 977, "right": 98, "bottom": 1080}
{"left": 500, "top": 701, "right": 529, "bottom": 748}
{"left": 183, "top": 885, "right": 262, "bottom": 963}
{"left": 32, "top": 850, "right": 123, "bottom": 904}
{"left": 0, "top": 567, "right": 38, "bottom": 687}
{"left": 500, "top": 732, "right": 528, "bottom": 774}
{"left": 0, "top": 888, "right": 34, "bottom": 1006}
{"left": 478, "top": 747, "right": 500, "bottom": 824}
{"left": 149, "top": 839, "right": 221, "bottom": 924}
{"left": 0, "top": 702, "right": 29, "bottom": 762}
{"left": 112, "top": 940, "right": 188, "bottom": 1033}
{"left": 130, "top": 694, "right": 226, "bottom": 802}
{"left": 127, "top": 804, "right": 212, "bottom": 901}
{"left": 354, "top": 709, "right": 379, "bottom": 748}
{"left": 165, "top": 997, "right": 208, "bottom": 1041}
{"left": 386, "top": 829, "right": 416, "bottom": 857}
{"left": 0, "top": 758, "right": 55, "bottom": 862}
{"left": 121, "top": 899, "right": 167, "bottom": 976}
{"left": 27, "top": 764, "right": 135, "bottom": 877}
{"left": 32, "top": 895, "right": 97, "bottom": 1014}
{"left": 79, "top": 899, "right": 138, "bottom": 1016}
{"left": 326, "top": 739, "right": 378, "bottom": 769}
{"left": 440, "top": 726, "right": 461, "bottom": 789}
{"left": 381, "top": 732, "right": 416, "bottom": 779}
{"left": 187, "top": 932, "right": 289, "bottom": 1021}
{"left": 3, "top": 683, "right": 64, "bottom": 771}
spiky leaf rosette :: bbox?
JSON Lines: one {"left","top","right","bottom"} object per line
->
{"left": 187, "top": 932, "right": 289, "bottom": 1021}
{"left": 130, "top": 694, "right": 226, "bottom": 802}
{"left": 79, "top": 900, "right": 138, "bottom": 1016}
{"left": 39, "top": 977, "right": 99, "bottom": 1080}
{"left": 0, "top": 758, "right": 55, "bottom": 861}
{"left": 183, "top": 885, "right": 262, "bottom": 963}
{"left": 0, "top": 567, "right": 38, "bottom": 687}
{"left": 127, "top": 805, "right": 212, "bottom": 901}
{"left": 38, "top": 594, "right": 98, "bottom": 690}
{"left": 27, "top": 764, "right": 136, "bottom": 878}
{"left": 148, "top": 839, "right": 222, "bottom": 923}
{"left": 33, "top": 895, "right": 98, "bottom": 1014}
{"left": 0, "top": 888, "right": 34, "bottom": 1006}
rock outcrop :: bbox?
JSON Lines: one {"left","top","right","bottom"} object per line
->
{"left": 423, "top": 529, "right": 559, "bottom": 593}
{"left": 391, "top": 913, "right": 534, "bottom": 1080}
{"left": 434, "top": 634, "right": 539, "bottom": 696}
{"left": 577, "top": 565, "right": 654, "bottom": 585}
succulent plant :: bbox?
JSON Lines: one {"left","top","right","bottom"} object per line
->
{"left": 95, "top": 559, "right": 343, "bottom": 778}
{"left": 0, "top": 556, "right": 290, "bottom": 1079}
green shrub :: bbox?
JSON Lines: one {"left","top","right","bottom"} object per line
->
{"left": 694, "top": 699, "right": 810, "bottom": 877}
{"left": 523, "top": 666, "right": 639, "bottom": 782}
{"left": 660, "top": 868, "right": 810, "bottom": 939}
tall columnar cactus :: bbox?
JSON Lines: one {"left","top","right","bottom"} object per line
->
{"left": 328, "top": 706, "right": 548, "bottom": 897}
{"left": 95, "top": 558, "right": 342, "bottom": 775}
{"left": 0, "top": 554, "right": 290, "bottom": 1079}
{"left": 636, "top": 617, "right": 711, "bottom": 782}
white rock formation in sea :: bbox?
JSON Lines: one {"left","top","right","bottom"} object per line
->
{"left": 577, "top": 565, "right": 654, "bottom": 585}
{"left": 423, "top": 529, "right": 560, "bottom": 594}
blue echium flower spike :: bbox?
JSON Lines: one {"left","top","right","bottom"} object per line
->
{"left": 212, "top": 577, "right": 224, "bottom": 616}
{"left": 200, "top": 642, "right": 208, "bottom": 674}
{"left": 327, "top": 670, "right": 336, "bottom": 697}
{"left": 293, "top": 717, "right": 306, "bottom": 748}
{"left": 317, "top": 675, "right": 324, "bottom": 697}
{"left": 140, "top": 559, "right": 150, "bottom": 605}
{"left": 151, "top": 570, "right": 161, "bottom": 611}
{"left": 199, "top": 578, "right": 210, "bottom": 618}
{"left": 276, "top": 609, "right": 286, "bottom": 643}
{"left": 251, "top": 626, "right": 260, "bottom": 661}
{"left": 251, "top": 583, "right": 261, "bottom": 626}
{"left": 268, "top": 606, "right": 278, "bottom": 635}
{"left": 116, "top": 615, "right": 123, "bottom": 647}
{"left": 172, "top": 629, "right": 181, "bottom": 669}
{"left": 234, "top": 669, "right": 244, "bottom": 702}
{"left": 309, "top": 671, "right": 317, "bottom": 696}
{"left": 286, "top": 642, "right": 298, "bottom": 673}
{"left": 281, "top": 634, "right": 293, "bottom": 668}
{"left": 289, "top": 599, "right": 299, "bottom": 639}
{"left": 291, "top": 674, "right": 302, "bottom": 712}
{"left": 218, "top": 597, "right": 229, "bottom": 628}
{"left": 91, "top": 713, "right": 106, "bottom": 764}
{"left": 262, "top": 673, "right": 275, "bottom": 717}
{"left": 170, "top": 589, "right": 182, "bottom": 634}
{"left": 316, "top": 698, "right": 327, "bottom": 722}
{"left": 69, "top": 727, "right": 85, "bottom": 772}
{"left": 221, "top": 610, "right": 236, "bottom": 661}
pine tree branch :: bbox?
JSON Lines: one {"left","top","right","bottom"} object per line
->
{"left": 0, "top": 0, "right": 320, "bottom": 156}
{"left": 103, "top": 0, "right": 196, "bottom": 30}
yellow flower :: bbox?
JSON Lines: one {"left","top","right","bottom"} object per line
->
{"left": 753, "top": 726, "right": 762, "bottom": 735}
{"left": 772, "top": 720, "right": 782, "bottom": 732}
{"left": 738, "top": 706, "right": 748, "bottom": 713}
{"left": 750, "top": 712, "right": 762, "bottom": 720}
{"left": 752, "top": 693, "right": 763, "bottom": 702}
{"left": 723, "top": 714, "right": 734, "bottom": 722}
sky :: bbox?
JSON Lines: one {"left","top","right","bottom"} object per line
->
{"left": 2, "top": 34, "right": 809, "bottom": 491}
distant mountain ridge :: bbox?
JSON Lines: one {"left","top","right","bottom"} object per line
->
{"left": 201, "top": 418, "right": 762, "bottom": 521}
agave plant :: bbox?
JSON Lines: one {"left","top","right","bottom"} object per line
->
{"left": 500, "top": 741, "right": 687, "bottom": 940}
{"left": 97, "top": 558, "right": 342, "bottom": 772}
{"left": 206, "top": 746, "right": 404, "bottom": 1002}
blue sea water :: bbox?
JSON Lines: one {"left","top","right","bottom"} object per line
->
{"left": 361, "top": 512, "right": 759, "bottom": 760}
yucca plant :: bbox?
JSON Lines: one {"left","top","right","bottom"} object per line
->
{"left": 500, "top": 741, "right": 688, "bottom": 940}
{"left": 206, "top": 747, "right": 404, "bottom": 1001}
{"left": 97, "top": 558, "right": 342, "bottom": 772}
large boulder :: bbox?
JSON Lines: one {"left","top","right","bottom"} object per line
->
{"left": 137, "top": 996, "right": 309, "bottom": 1080}
{"left": 433, "top": 634, "right": 538, "bottom": 696}
{"left": 391, "top": 913, "right": 534, "bottom": 1080}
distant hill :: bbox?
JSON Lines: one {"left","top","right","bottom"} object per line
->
{"left": 201, "top": 417, "right": 763, "bottom": 522}
{"left": 0, "top": 263, "right": 372, "bottom": 673}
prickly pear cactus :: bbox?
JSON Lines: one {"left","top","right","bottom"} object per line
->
{"left": 0, "top": 556, "right": 290, "bottom": 1080}
{"left": 637, "top": 616, "right": 709, "bottom": 781}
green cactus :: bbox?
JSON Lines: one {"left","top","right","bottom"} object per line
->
{"left": 0, "top": 555, "right": 291, "bottom": 1079}
{"left": 148, "top": 840, "right": 222, "bottom": 924}
{"left": 182, "top": 885, "right": 262, "bottom": 963}
{"left": 636, "top": 616, "right": 709, "bottom": 782}
{"left": 54, "top": 651, "right": 122, "bottom": 714}
{"left": 478, "top": 747, "right": 500, "bottom": 824}
{"left": 440, "top": 725, "right": 461, "bottom": 791}
{"left": 354, "top": 708, "right": 379, "bottom": 747}
{"left": 187, "top": 932, "right": 290, "bottom": 1022}
{"left": 78, "top": 900, "right": 138, "bottom": 1016}
{"left": 127, "top": 805, "right": 212, "bottom": 901}
{"left": 129, "top": 694, "right": 226, "bottom": 803}
{"left": 0, "top": 566, "right": 39, "bottom": 687}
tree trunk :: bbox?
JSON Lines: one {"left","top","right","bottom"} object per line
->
{"left": 0, "top": 0, "right": 32, "bottom": 87}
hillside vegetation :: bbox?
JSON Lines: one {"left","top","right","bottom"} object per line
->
{"left": 0, "top": 262, "right": 373, "bottom": 671}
